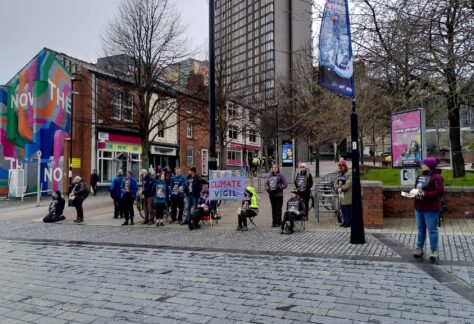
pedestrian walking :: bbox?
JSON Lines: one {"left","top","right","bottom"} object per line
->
{"left": 280, "top": 189, "right": 306, "bottom": 234}
{"left": 184, "top": 167, "right": 202, "bottom": 225}
{"left": 265, "top": 164, "right": 288, "bottom": 227}
{"left": 236, "top": 186, "right": 259, "bottom": 231}
{"left": 140, "top": 169, "right": 156, "bottom": 225}
{"left": 121, "top": 171, "right": 138, "bottom": 226}
{"left": 413, "top": 157, "right": 444, "bottom": 261}
{"left": 68, "top": 176, "right": 89, "bottom": 223}
{"left": 109, "top": 170, "right": 124, "bottom": 219}
{"left": 90, "top": 169, "right": 100, "bottom": 196}
{"left": 294, "top": 163, "right": 313, "bottom": 215}
{"left": 334, "top": 159, "right": 352, "bottom": 228}
{"left": 43, "top": 191, "right": 66, "bottom": 223}
{"left": 169, "top": 167, "right": 187, "bottom": 224}
{"left": 154, "top": 172, "right": 169, "bottom": 227}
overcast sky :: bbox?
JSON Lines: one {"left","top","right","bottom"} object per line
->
{"left": 0, "top": 0, "right": 209, "bottom": 84}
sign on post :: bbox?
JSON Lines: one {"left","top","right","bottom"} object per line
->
{"left": 391, "top": 109, "right": 426, "bottom": 168}
{"left": 209, "top": 170, "right": 246, "bottom": 201}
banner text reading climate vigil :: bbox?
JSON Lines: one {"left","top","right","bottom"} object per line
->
{"left": 209, "top": 170, "right": 246, "bottom": 201}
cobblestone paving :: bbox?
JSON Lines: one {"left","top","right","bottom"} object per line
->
{"left": 0, "top": 239, "right": 474, "bottom": 324}
{"left": 0, "top": 220, "right": 399, "bottom": 259}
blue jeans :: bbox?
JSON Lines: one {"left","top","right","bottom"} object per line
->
{"left": 185, "top": 196, "right": 199, "bottom": 223}
{"left": 341, "top": 204, "right": 352, "bottom": 225}
{"left": 415, "top": 209, "right": 439, "bottom": 251}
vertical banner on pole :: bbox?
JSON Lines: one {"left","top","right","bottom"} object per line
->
{"left": 319, "top": 0, "right": 355, "bottom": 98}
{"left": 319, "top": 0, "right": 365, "bottom": 244}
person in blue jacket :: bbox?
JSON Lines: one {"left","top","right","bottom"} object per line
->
{"left": 140, "top": 169, "right": 156, "bottom": 225}
{"left": 121, "top": 170, "right": 138, "bottom": 226}
{"left": 154, "top": 172, "right": 169, "bottom": 227}
{"left": 109, "top": 170, "right": 124, "bottom": 219}
{"left": 169, "top": 167, "right": 187, "bottom": 224}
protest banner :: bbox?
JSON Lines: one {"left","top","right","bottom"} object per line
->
{"left": 209, "top": 170, "right": 246, "bottom": 201}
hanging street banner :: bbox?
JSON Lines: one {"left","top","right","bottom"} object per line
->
{"left": 319, "top": 0, "right": 355, "bottom": 98}
{"left": 391, "top": 109, "right": 426, "bottom": 168}
{"left": 209, "top": 170, "right": 246, "bottom": 201}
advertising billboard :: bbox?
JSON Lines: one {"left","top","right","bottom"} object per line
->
{"left": 282, "top": 141, "right": 293, "bottom": 166}
{"left": 391, "top": 109, "right": 426, "bottom": 168}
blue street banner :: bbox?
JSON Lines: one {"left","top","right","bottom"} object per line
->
{"left": 209, "top": 170, "right": 246, "bottom": 201}
{"left": 319, "top": 0, "right": 355, "bottom": 98}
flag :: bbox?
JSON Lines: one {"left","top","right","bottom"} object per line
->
{"left": 319, "top": 0, "right": 355, "bottom": 98}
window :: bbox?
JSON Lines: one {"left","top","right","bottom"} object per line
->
{"left": 111, "top": 92, "right": 121, "bottom": 120}
{"left": 249, "top": 129, "right": 257, "bottom": 143}
{"left": 227, "top": 149, "right": 242, "bottom": 162}
{"left": 229, "top": 125, "right": 238, "bottom": 139}
{"left": 186, "top": 102, "right": 193, "bottom": 114}
{"left": 228, "top": 103, "right": 237, "bottom": 117}
{"left": 157, "top": 121, "right": 165, "bottom": 138}
{"left": 186, "top": 146, "right": 194, "bottom": 166}
{"left": 187, "top": 121, "right": 194, "bottom": 138}
{"left": 122, "top": 95, "right": 133, "bottom": 121}
{"left": 249, "top": 110, "right": 256, "bottom": 123}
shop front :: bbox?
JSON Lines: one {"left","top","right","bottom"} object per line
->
{"left": 97, "top": 132, "right": 142, "bottom": 183}
{"left": 227, "top": 143, "right": 260, "bottom": 168}
{"left": 150, "top": 144, "right": 178, "bottom": 170}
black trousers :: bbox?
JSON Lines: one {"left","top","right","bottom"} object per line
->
{"left": 74, "top": 199, "right": 84, "bottom": 220}
{"left": 189, "top": 207, "right": 206, "bottom": 229}
{"left": 113, "top": 197, "right": 123, "bottom": 218}
{"left": 238, "top": 208, "right": 257, "bottom": 227}
{"left": 154, "top": 202, "right": 166, "bottom": 220}
{"left": 281, "top": 211, "right": 299, "bottom": 232}
{"left": 122, "top": 193, "right": 135, "bottom": 222}
{"left": 171, "top": 196, "right": 185, "bottom": 221}
{"left": 269, "top": 196, "right": 283, "bottom": 225}
{"left": 91, "top": 184, "right": 98, "bottom": 196}
{"left": 299, "top": 191, "right": 310, "bottom": 215}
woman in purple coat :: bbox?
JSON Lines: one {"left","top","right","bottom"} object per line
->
{"left": 265, "top": 164, "right": 288, "bottom": 227}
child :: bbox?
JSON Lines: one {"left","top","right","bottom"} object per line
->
{"left": 189, "top": 188, "right": 211, "bottom": 230}
{"left": 43, "top": 191, "right": 66, "bottom": 223}
{"left": 237, "top": 186, "right": 259, "bottom": 231}
{"left": 154, "top": 173, "right": 169, "bottom": 227}
{"left": 281, "top": 189, "right": 306, "bottom": 234}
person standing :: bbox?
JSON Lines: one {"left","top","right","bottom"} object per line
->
{"left": 265, "top": 164, "right": 288, "bottom": 227}
{"left": 184, "top": 167, "right": 202, "bottom": 225}
{"left": 90, "top": 169, "right": 100, "bottom": 196}
{"left": 154, "top": 172, "right": 168, "bottom": 227}
{"left": 169, "top": 167, "right": 187, "bottom": 224}
{"left": 334, "top": 159, "right": 352, "bottom": 228}
{"left": 294, "top": 163, "right": 313, "bottom": 215}
{"left": 121, "top": 171, "right": 138, "bottom": 226}
{"left": 140, "top": 169, "right": 156, "bottom": 225}
{"left": 109, "top": 170, "right": 124, "bottom": 219}
{"left": 413, "top": 157, "right": 444, "bottom": 261}
{"left": 68, "top": 176, "right": 88, "bottom": 223}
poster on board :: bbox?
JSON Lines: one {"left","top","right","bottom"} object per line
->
{"left": 391, "top": 109, "right": 426, "bottom": 168}
{"left": 282, "top": 141, "right": 293, "bottom": 166}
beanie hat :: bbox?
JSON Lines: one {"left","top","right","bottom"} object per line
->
{"left": 422, "top": 157, "right": 440, "bottom": 170}
{"left": 337, "top": 159, "right": 347, "bottom": 168}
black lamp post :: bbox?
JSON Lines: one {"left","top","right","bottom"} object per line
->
{"left": 208, "top": 0, "right": 218, "bottom": 172}
{"left": 267, "top": 103, "right": 279, "bottom": 165}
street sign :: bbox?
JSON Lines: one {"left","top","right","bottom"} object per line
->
{"left": 70, "top": 158, "right": 81, "bottom": 168}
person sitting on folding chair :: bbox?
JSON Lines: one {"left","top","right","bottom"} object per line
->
{"left": 188, "top": 188, "right": 211, "bottom": 230}
{"left": 237, "top": 186, "right": 259, "bottom": 231}
{"left": 281, "top": 189, "right": 306, "bottom": 234}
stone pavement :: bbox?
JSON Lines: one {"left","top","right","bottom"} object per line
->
{"left": 0, "top": 239, "right": 474, "bottom": 324}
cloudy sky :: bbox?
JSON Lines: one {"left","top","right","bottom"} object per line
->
{"left": 0, "top": 0, "right": 209, "bottom": 84}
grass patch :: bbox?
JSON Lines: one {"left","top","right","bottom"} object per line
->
{"left": 361, "top": 168, "right": 474, "bottom": 186}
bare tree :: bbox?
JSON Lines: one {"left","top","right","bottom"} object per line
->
{"left": 353, "top": 0, "right": 474, "bottom": 177}
{"left": 101, "top": 0, "right": 189, "bottom": 169}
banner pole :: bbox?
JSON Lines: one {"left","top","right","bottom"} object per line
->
{"left": 350, "top": 99, "right": 365, "bottom": 244}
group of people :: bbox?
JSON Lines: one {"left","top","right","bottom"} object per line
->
{"left": 108, "top": 166, "right": 208, "bottom": 230}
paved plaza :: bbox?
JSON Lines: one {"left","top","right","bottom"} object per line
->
{"left": 0, "top": 162, "right": 474, "bottom": 323}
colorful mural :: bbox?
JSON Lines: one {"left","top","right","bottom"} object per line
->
{"left": 0, "top": 49, "right": 71, "bottom": 195}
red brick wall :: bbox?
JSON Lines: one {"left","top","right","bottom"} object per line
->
{"left": 383, "top": 188, "right": 474, "bottom": 218}
{"left": 361, "top": 181, "right": 384, "bottom": 228}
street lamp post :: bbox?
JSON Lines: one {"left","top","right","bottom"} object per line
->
{"left": 267, "top": 103, "right": 279, "bottom": 165}
{"left": 208, "top": 0, "right": 218, "bottom": 172}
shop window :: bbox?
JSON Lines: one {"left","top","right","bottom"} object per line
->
{"left": 227, "top": 149, "right": 242, "bottom": 162}
{"left": 187, "top": 146, "right": 194, "bottom": 166}
{"left": 157, "top": 121, "right": 165, "bottom": 138}
{"left": 187, "top": 121, "right": 194, "bottom": 138}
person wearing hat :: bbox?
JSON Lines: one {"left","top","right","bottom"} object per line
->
{"left": 237, "top": 186, "right": 259, "bottom": 231}
{"left": 334, "top": 159, "right": 352, "bottom": 227}
{"left": 413, "top": 157, "right": 444, "bottom": 261}
{"left": 294, "top": 163, "right": 313, "bottom": 215}
{"left": 281, "top": 189, "right": 306, "bottom": 234}
{"left": 188, "top": 187, "right": 211, "bottom": 230}
{"left": 109, "top": 170, "right": 124, "bottom": 219}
